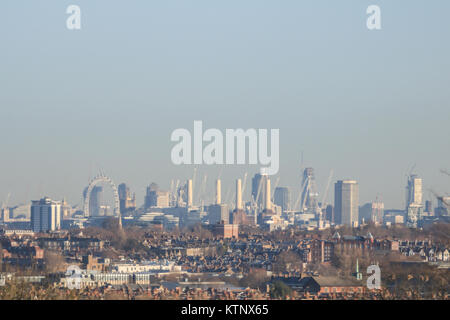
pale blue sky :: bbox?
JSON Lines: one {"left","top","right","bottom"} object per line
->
{"left": 0, "top": 1, "right": 449, "bottom": 209}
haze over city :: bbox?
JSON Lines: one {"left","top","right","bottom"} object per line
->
{"left": 1, "top": 0, "right": 450, "bottom": 209}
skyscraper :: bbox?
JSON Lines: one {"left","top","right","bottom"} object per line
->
{"left": 208, "top": 204, "right": 229, "bottom": 225}
{"left": 31, "top": 197, "right": 62, "bottom": 232}
{"left": 144, "top": 183, "right": 170, "bottom": 209}
{"left": 251, "top": 173, "right": 268, "bottom": 210}
{"left": 118, "top": 183, "right": 136, "bottom": 214}
{"left": 301, "top": 168, "right": 319, "bottom": 213}
{"left": 359, "top": 200, "right": 384, "bottom": 225}
{"left": 406, "top": 175, "right": 423, "bottom": 206}
{"left": 89, "top": 186, "right": 103, "bottom": 217}
{"left": 274, "top": 187, "right": 290, "bottom": 213}
{"left": 406, "top": 175, "right": 423, "bottom": 228}
{"left": 334, "top": 180, "right": 359, "bottom": 226}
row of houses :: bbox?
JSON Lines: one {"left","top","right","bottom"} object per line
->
{"left": 400, "top": 246, "right": 449, "bottom": 262}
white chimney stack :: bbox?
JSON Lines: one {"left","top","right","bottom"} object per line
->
{"left": 236, "top": 179, "right": 242, "bottom": 210}
{"left": 265, "top": 178, "right": 271, "bottom": 210}
{"left": 216, "top": 179, "right": 221, "bottom": 205}
{"left": 187, "top": 179, "right": 193, "bottom": 208}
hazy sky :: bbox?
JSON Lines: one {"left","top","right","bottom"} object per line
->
{"left": 1, "top": 1, "right": 449, "bottom": 210}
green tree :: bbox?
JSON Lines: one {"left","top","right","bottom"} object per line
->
{"left": 270, "top": 281, "right": 293, "bottom": 299}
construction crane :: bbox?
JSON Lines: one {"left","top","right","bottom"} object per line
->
{"left": 255, "top": 177, "right": 263, "bottom": 210}
{"left": 242, "top": 172, "right": 248, "bottom": 198}
{"left": 271, "top": 176, "right": 280, "bottom": 202}
{"left": 300, "top": 178, "right": 310, "bottom": 212}
{"left": 431, "top": 169, "right": 450, "bottom": 210}
{"left": 317, "top": 170, "right": 334, "bottom": 216}
{"left": 198, "top": 174, "right": 207, "bottom": 205}
{"left": 293, "top": 152, "right": 305, "bottom": 212}
{"left": 319, "top": 170, "right": 333, "bottom": 208}
{"left": 173, "top": 180, "right": 180, "bottom": 206}
{"left": 192, "top": 167, "right": 198, "bottom": 193}
{"left": 225, "top": 185, "right": 232, "bottom": 207}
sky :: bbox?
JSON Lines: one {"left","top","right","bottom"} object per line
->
{"left": 0, "top": 0, "right": 449, "bottom": 210}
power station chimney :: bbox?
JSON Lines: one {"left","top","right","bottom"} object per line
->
{"left": 216, "top": 179, "right": 221, "bottom": 205}
{"left": 236, "top": 179, "right": 242, "bottom": 210}
{"left": 187, "top": 179, "right": 193, "bottom": 208}
{"left": 265, "top": 177, "right": 271, "bottom": 211}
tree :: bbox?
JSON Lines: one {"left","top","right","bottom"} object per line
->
{"left": 44, "top": 251, "right": 66, "bottom": 273}
{"left": 270, "top": 281, "right": 292, "bottom": 299}
{"left": 273, "top": 251, "right": 302, "bottom": 273}
{"left": 240, "top": 268, "right": 269, "bottom": 290}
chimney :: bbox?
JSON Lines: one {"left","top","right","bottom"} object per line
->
{"left": 236, "top": 179, "right": 242, "bottom": 210}
{"left": 187, "top": 179, "right": 193, "bottom": 208}
{"left": 265, "top": 177, "right": 271, "bottom": 211}
{"left": 216, "top": 179, "right": 221, "bottom": 205}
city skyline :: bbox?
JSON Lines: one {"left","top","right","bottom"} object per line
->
{"left": 0, "top": 165, "right": 446, "bottom": 211}
{"left": 1, "top": 1, "right": 449, "bottom": 304}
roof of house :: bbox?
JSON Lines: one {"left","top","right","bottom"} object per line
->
{"left": 311, "top": 276, "right": 364, "bottom": 287}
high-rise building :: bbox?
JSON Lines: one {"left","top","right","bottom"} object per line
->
{"left": 406, "top": 175, "right": 422, "bottom": 206}
{"left": 325, "top": 204, "right": 334, "bottom": 222}
{"left": 118, "top": 183, "right": 136, "bottom": 214}
{"left": 334, "top": 180, "right": 359, "bottom": 226}
{"left": 61, "top": 198, "right": 71, "bottom": 219}
{"left": 436, "top": 197, "right": 450, "bottom": 217}
{"left": 301, "top": 168, "right": 320, "bottom": 214}
{"left": 89, "top": 186, "right": 103, "bottom": 217}
{"left": 208, "top": 204, "right": 229, "bottom": 225}
{"left": 1, "top": 208, "right": 10, "bottom": 222}
{"left": 359, "top": 201, "right": 384, "bottom": 225}
{"left": 406, "top": 175, "right": 423, "bottom": 228}
{"left": 424, "top": 200, "right": 433, "bottom": 216}
{"left": 252, "top": 173, "right": 269, "bottom": 210}
{"left": 31, "top": 197, "right": 62, "bottom": 232}
{"left": 274, "top": 187, "right": 290, "bottom": 213}
{"left": 144, "top": 183, "right": 170, "bottom": 209}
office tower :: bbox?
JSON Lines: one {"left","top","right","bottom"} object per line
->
{"left": 436, "top": 197, "right": 450, "bottom": 217}
{"left": 118, "top": 183, "right": 136, "bottom": 214}
{"left": 31, "top": 197, "right": 62, "bottom": 232}
{"left": 216, "top": 179, "right": 222, "bottom": 205}
{"left": 144, "top": 183, "right": 170, "bottom": 209}
{"left": 1, "top": 208, "right": 10, "bottom": 222}
{"left": 61, "top": 198, "right": 71, "bottom": 218}
{"left": 251, "top": 173, "right": 268, "bottom": 210}
{"left": 424, "top": 200, "right": 433, "bottom": 215}
{"left": 236, "top": 179, "right": 243, "bottom": 210}
{"left": 406, "top": 175, "right": 423, "bottom": 228}
{"left": 88, "top": 186, "right": 103, "bottom": 217}
{"left": 325, "top": 204, "right": 334, "bottom": 222}
{"left": 208, "top": 204, "right": 229, "bottom": 224}
{"left": 144, "top": 183, "right": 159, "bottom": 208}
{"left": 187, "top": 179, "right": 193, "bottom": 208}
{"left": 359, "top": 201, "right": 384, "bottom": 225}
{"left": 334, "top": 180, "right": 359, "bottom": 226}
{"left": 406, "top": 175, "right": 423, "bottom": 206}
{"left": 300, "top": 168, "right": 320, "bottom": 213}
{"left": 274, "top": 187, "right": 290, "bottom": 213}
